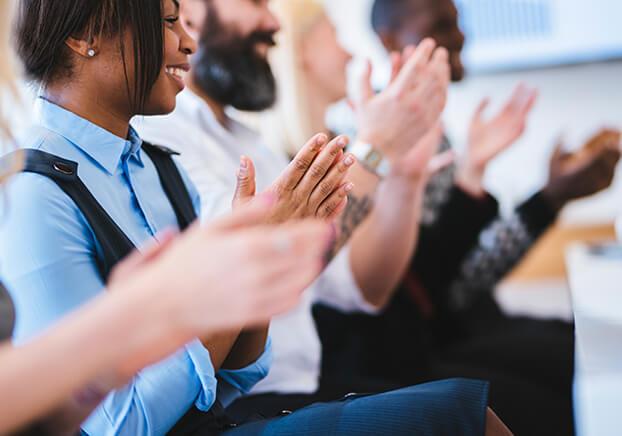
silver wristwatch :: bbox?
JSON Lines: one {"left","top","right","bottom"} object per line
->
{"left": 348, "top": 141, "right": 391, "bottom": 178}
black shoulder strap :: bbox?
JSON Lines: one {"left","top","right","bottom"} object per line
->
{"left": 142, "top": 142, "right": 197, "bottom": 229}
{"left": 4, "top": 145, "right": 198, "bottom": 282}
{"left": 4, "top": 149, "right": 136, "bottom": 280}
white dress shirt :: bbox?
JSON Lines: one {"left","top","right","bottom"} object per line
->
{"left": 135, "top": 89, "right": 379, "bottom": 394}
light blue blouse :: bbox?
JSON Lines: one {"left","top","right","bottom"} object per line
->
{"left": 0, "top": 99, "right": 272, "bottom": 435}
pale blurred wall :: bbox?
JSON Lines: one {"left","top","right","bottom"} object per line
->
{"left": 324, "top": 0, "right": 622, "bottom": 224}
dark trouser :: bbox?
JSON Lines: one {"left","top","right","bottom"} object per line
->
{"left": 225, "top": 379, "right": 489, "bottom": 436}
{"left": 170, "top": 379, "right": 489, "bottom": 436}
{"left": 314, "top": 293, "right": 575, "bottom": 436}
{"left": 226, "top": 377, "right": 403, "bottom": 422}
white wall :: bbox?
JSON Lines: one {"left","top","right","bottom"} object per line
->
{"left": 325, "top": 0, "right": 622, "bottom": 224}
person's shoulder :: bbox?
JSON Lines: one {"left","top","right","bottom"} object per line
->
{"left": 6, "top": 170, "right": 79, "bottom": 217}
{"left": 6, "top": 126, "right": 85, "bottom": 221}
{"left": 15, "top": 124, "right": 82, "bottom": 160}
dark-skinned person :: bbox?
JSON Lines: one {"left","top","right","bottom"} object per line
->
{"left": 313, "top": 1, "right": 621, "bottom": 435}
{"left": 0, "top": 0, "right": 511, "bottom": 435}
{"left": 136, "top": 0, "right": 513, "bottom": 435}
{"left": 0, "top": 0, "right": 340, "bottom": 434}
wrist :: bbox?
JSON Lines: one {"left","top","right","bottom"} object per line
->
{"left": 540, "top": 183, "right": 568, "bottom": 213}
{"left": 455, "top": 163, "right": 487, "bottom": 198}
{"left": 108, "top": 274, "right": 190, "bottom": 378}
{"left": 381, "top": 173, "right": 422, "bottom": 197}
{"left": 349, "top": 139, "right": 392, "bottom": 178}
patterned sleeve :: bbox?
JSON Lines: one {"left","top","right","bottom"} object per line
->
{"left": 447, "top": 192, "right": 559, "bottom": 312}
{"left": 420, "top": 136, "right": 456, "bottom": 226}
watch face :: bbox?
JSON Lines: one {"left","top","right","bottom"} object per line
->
{"left": 366, "top": 150, "right": 383, "bottom": 169}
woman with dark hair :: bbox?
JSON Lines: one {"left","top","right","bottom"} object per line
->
{"left": 0, "top": 0, "right": 335, "bottom": 434}
{"left": 0, "top": 0, "right": 516, "bottom": 435}
{"left": 0, "top": 0, "right": 351, "bottom": 433}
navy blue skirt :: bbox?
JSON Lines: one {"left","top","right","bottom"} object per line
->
{"left": 224, "top": 378, "right": 489, "bottom": 436}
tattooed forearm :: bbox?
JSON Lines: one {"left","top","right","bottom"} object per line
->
{"left": 327, "top": 193, "right": 374, "bottom": 259}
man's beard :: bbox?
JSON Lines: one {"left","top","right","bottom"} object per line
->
{"left": 192, "top": 11, "right": 277, "bottom": 112}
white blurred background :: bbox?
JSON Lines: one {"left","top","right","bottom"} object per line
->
{"left": 326, "top": 0, "right": 622, "bottom": 224}
{"left": 325, "top": 0, "right": 622, "bottom": 320}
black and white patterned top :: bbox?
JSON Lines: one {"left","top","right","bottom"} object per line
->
{"left": 422, "top": 138, "right": 557, "bottom": 313}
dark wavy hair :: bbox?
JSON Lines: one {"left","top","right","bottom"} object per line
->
{"left": 15, "top": 0, "right": 165, "bottom": 112}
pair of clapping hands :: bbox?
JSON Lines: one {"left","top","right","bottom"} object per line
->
{"left": 453, "top": 82, "right": 619, "bottom": 207}
{"left": 107, "top": 39, "right": 451, "bottom": 360}
{"left": 107, "top": 36, "right": 620, "bottom": 367}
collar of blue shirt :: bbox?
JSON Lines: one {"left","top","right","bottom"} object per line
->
{"left": 37, "top": 97, "right": 145, "bottom": 175}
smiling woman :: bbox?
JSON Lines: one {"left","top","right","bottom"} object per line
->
{"left": 16, "top": 0, "right": 197, "bottom": 125}
{"left": 0, "top": 0, "right": 334, "bottom": 434}
{"left": 2, "top": 0, "right": 209, "bottom": 431}
{"left": 17, "top": 0, "right": 163, "bottom": 113}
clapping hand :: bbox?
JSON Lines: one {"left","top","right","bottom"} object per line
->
{"left": 456, "top": 83, "right": 538, "bottom": 197}
{"left": 352, "top": 39, "right": 451, "bottom": 167}
{"left": 232, "top": 134, "right": 357, "bottom": 223}
{"left": 542, "top": 128, "right": 621, "bottom": 211}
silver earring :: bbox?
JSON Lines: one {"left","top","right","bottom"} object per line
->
{"left": 87, "top": 49, "right": 96, "bottom": 57}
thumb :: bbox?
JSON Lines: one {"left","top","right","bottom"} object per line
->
{"left": 232, "top": 156, "right": 257, "bottom": 210}
{"left": 549, "top": 136, "right": 571, "bottom": 173}
{"left": 472, "top": 97, "right": 490, "bottom": 124}
{"left": 359, "top": 59, "right": 374, "bottom": 103}
{"left": 427, "top": 149, "right": 455, "bottom": 177}
{"left": 213, "top": 193, "right": 276, "bottom": 232}
{"left": 405, "top": 122, "right": 444, "bottom": 180}
{"left": 552, "top": 136, "right": 568, "bottom": 161}
{"left": 389, "top": 51, "right": 402, "bottom": 84}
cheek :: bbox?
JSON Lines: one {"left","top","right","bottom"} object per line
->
{"left": 327, "top": 45, "right": 349, "bottom": 85}
{"left": 142, "top": 71, "right": 178, "bottom": 115}
{"left": 163, "top": 29, "right": 180, "bottom": 60}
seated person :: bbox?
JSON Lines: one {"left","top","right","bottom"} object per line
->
{"left": 316, "top": 0, "right": 620, "bottom": 434}
{"left": 1, "top": 0, "right": 509, "bottom": 434}
{"left": 0, "top": 1, "right": 335, "bottom": 434}
{"left": 250, "top": 0, "right": 619, "bottom": 434}
{"left": 137, "top": 0, "right": 512, "bottom": 434}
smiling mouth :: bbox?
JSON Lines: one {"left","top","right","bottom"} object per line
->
{"left": 166, "top": 66, "right": 187, "bottom": 80}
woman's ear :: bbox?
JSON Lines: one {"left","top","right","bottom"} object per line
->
{"left": 65, "top": 36, "right": 99, "bottom": 58}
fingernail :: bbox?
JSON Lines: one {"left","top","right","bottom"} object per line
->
{"left": 344, "top": 155, "right": 355, "bottom": 166}
{"left": 345, "top": 182, "right": 354, "bottom": 192}
{"left": 239, "top": 157, "right": 248, "bottom": 176}
{"left": 316, "top": 134, "right": 328, "bottom": 146}
{"left": 240, "top": 156, "right": 248, "bottom": 169}
{"left": 338, "top": 137, "right": 349, "bottom": 147}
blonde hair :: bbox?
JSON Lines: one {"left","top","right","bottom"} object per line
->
{"left": 260, "top": 0, "right": 326, "bottom": 157}
{"left": 0, "top": 0, "right": 23, "bottom": 182}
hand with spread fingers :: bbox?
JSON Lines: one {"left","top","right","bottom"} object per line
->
{"left": 542, "top": 128, "right": 621, "bottom": 211}
{"left": 232, "top": 134, "right": 357, "bottom": 223}
{"left": 456, "top": 83, "right": 539, "bottom": 197}
{"left": 353, "top": 38, "right": 451, "bottom": 166}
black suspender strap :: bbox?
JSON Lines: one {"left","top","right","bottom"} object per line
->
{"left": 142, "top": 142, "right": 197, "bottom": 230}
{"left": 3, "top": 145, "right": 197, "bottom": 282}
{"left": 9, "top": 149, "right": 136, "bottom": 280}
